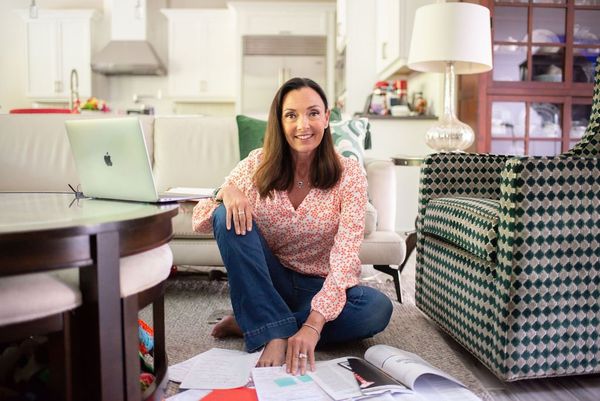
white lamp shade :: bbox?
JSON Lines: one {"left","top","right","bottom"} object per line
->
{"left": 408, "top": 2, "right": 492, "bottom": 74}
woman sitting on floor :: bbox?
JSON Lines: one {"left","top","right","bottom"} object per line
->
{"left": 192, "top": 77, "right": 392, "bottom": 375}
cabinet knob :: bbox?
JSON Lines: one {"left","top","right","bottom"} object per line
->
{"left": 54, "top": 80, "right": 63, "bottom": 93}
{"left": 382, "top": 42, "right": 388, "bottom": 60}
{"left": 199, "top": 80, "right": 207, "bottom": 93}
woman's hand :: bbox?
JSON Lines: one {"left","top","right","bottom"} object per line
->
{"left": 286, "top": 313, "right": 325, "bottom": 375}
{"left": 219, "top": 185, "right": 253, "bottom": 235}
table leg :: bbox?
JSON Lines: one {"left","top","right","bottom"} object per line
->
{"left": 78, "top": 230, "right": 125, "bottom": 401}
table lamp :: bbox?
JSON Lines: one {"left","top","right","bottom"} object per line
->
{"left": 408, "top": 2, "right": 492, "bottom": 152}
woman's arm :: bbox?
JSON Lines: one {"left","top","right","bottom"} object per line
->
{"left": 192, "top": 149, "right": 261, "bottom": 233}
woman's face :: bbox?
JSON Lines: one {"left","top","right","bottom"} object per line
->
{"left": 281, "top": 87, "right": 330, "bottom": 159}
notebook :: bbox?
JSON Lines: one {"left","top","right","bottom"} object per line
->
{"left": 65, "top": 117, "right": 207, "bottom": 203}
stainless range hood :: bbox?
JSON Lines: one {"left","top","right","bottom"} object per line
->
{"left": 92, "top": 40, "right": 165, "bottom": 75}
{"left": 92, "top": 0, "right": 166, "bottom": 76}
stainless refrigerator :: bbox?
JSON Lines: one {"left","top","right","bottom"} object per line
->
{"left": 241, "top": 35, "right": 327, "bottom": 116}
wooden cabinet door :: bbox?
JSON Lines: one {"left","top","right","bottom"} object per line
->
{"left": 460, "top": 0, "right": 600, "bottom": 155}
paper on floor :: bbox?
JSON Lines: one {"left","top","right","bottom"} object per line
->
{"left": 252, "top": 366, "right": 333, "bottom": 401}
{"left": 166, "top": 389, "right": 211, "bottom": 401}
{"left": 179, "top": 348, "right": 262, "bottom": 390}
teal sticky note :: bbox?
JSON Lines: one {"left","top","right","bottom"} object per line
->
{"left": 274, "top": 377, "right": 296, "bottom": 387}
{"left": 298, "top": 375, "right": 312, "bottom": 383}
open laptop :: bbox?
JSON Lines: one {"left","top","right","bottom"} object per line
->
{"left": 65, "top": 117, "right": 207, "bottom": 203}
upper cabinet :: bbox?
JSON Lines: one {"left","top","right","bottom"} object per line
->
{"left": 374, "top": 0, "right": 435, "bottom": 80}
{"left": 230, "top": 1, "right": 332, "bottom": 36}
{"left": 162, "top": 9, "right": 235, "bottom": 100}
{"left": 17, "top": 10, "right": 98, "bottom": 100}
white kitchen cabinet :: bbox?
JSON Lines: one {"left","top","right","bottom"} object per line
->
{"left": 229, "top": 2, "right": 333, "bottom": 36}
{"left": 375, "top": 0, "right": 435, "bottom": 80}
{"left": 162, "top": 9, "right": 235, "bottom": 100}
{"left": 18, "top": 10, "right": 97, "bottom": 100}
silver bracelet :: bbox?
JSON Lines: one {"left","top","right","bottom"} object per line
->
{"left": 302, "top": 323, "right": 321, "bottom": 340}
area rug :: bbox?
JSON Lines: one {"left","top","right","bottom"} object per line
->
{"left": 147, "top": 261, "right": 493, "bottom": 400}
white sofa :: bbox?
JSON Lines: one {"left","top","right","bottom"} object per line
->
{"left": 0, "top": 114, "right": 408, "bottom": 300}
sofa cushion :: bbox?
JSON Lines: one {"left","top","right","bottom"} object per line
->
{"left": 236, "top": 115, "right": 267, "bottom": 160}
{"left": 0, "top": 114, "right": 154, "bottom": 192}
{"left": 152, "top": 116, "right": 240, "bottom": 192}
{"left": 423, "top": 197, "right": 500, "bottom": 262}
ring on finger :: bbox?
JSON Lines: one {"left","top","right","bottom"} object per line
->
{"left": 298, "top": 352, "right": 307, "bottom": 359}
{"left": 238, "top": 210, "right": 245, "bottom": 215}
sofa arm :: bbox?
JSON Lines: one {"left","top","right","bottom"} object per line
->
{"left": 365, "top": 159, "right": 396, "bottom": 232}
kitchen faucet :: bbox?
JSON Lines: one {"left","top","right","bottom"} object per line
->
{"left": 70, "top": 68, "right": 80, "bottom": 111}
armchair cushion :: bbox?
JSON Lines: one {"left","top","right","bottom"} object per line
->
{"left": 423, "top": 197, "right": 500, "bottom": 262}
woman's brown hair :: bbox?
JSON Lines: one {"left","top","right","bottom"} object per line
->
{"left": 254, "top": 77, "right": 342, "bottom": 198}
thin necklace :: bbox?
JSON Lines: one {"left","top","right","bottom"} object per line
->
{"left": 297, "top": 180, "right": 304, "bottom": 188}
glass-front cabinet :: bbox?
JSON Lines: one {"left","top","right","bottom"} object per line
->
{"left": 460, "top": 0, "right": 600, "bottom": 156}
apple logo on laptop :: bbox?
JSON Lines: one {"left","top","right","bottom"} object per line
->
{"left": 104, "top": 152, "right": 113, "bottom": 166}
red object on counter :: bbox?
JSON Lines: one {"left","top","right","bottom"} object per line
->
{"left": 9, "top": 108, "right": 78, "bottom": 114}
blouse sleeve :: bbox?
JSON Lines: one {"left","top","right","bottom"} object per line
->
{"left": 192, "top": 149, "right": 261, "bottom": 233}
{"left": 311, "top": 158, "right": 368, "bottom": 321}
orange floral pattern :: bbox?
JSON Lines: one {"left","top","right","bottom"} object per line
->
{"left": 192, "top": 149, "right": 367, "bottom": 321}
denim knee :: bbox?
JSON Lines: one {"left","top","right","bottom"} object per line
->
{"left": 355, "top": 286, "right": 393, "bottom": 335}
{"left": 371, "top": 290, "right": 393, "bottom": 333}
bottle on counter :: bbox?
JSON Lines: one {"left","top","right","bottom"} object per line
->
{"left": 369, "top": 81, "right": 389, "bottom": 115}
{"left": 389, "top": 80, "right": 410, "bottom": 116}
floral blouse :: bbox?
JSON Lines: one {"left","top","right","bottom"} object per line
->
{"left": 192, "top": 149, "right": 367, "bottom": 321}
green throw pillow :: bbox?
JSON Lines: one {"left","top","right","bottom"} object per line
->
{"left": 330, "top": 118, "right": 370, "bottom": 174}
{"left": 236, "top": 115, "right": 267, "bottom": 160}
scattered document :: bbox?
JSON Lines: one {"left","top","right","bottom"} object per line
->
{"left": 252, "top": 366, "right": 333, "bottom": 401}
{"left": 166, "top": 389, "right": 211, "bottom": 401}
{"left": 169, "top": 353, "right": 207, "bottom": 383}
{"left": 166, "top": 187, "right": 215, "bottom": 199}
{"left": 178, "top": 348, "right": 262, "bottom": 390}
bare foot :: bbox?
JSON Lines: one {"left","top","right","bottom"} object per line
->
{"left": 256, "top": 338, "right": 287, "bottom": 367}
{"left": 211, "top": 314, "right": 243, "bottom": 338}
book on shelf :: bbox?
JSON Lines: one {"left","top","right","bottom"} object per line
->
{"left": 309, "top": 344, "right": 481, "bottom": 401}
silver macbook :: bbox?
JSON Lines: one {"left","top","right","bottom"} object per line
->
{"left": 65, "top": 117, "right": 205, "bottom": 203}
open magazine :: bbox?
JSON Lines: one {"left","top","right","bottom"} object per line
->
{"left": 309, "top": 345, "right": 481, "bottom": 401}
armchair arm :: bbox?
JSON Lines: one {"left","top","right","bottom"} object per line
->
{"left": 496, "top": 156, "right": 600, "bottom": 357}
{"left": 365, "top": 159, "right": 396, "bottom": 232}
{"left": 417, "top": 152, "right": 511, "bottom": 227}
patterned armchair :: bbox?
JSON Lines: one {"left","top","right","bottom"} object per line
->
{"left": 416, "top": 58, "right": 600, "bottom": 381}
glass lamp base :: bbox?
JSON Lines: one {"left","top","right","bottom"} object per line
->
{"left": 425, "top": 114, "right": 475, "bottom": 152}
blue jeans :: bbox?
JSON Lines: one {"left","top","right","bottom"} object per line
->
{"left": 212, "top": 204, "right": 393, "bottom": 352}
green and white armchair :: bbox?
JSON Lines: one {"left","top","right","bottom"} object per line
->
{"left": 416, "top": 58, "right": 600, "bottom": 381}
